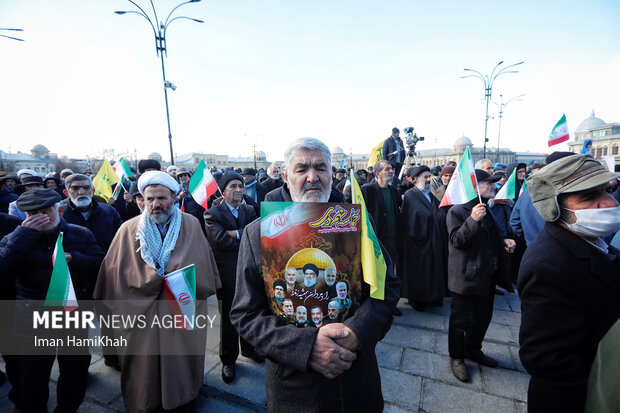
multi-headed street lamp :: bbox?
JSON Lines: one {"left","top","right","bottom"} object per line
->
{"left": 494, "top": 93, "right": 525, "bottom": 162}
{"left": 115, "top": 0, "right": 204, "bottom": 165}
{"left": 461, "top": 61, "right": 524, "bottom": 159}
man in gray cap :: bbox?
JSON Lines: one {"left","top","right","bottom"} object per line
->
{"left": 518, "top": 154, "right": 620, "bottom": 413}
{"left": 0, "top": 188, "right": 104, "bottom": 413}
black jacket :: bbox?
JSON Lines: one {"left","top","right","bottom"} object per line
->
{"left": 360, "top": 181, "right": 402, "bottom": 247}
{"left": 262, "top": 177, "right": 283, "bottom": 193}
{"left": 264, "top": 184, "right": 345, "bottom": 203}
{"left": 204, "top": 202, "right": 256, "bottom": 291}
{"left": 62, "top": 199, "right": 123, "bottom": 253}
{"left": 0, "top": 218, "right": 104, "bottom": 301}
{"left": 446, "top": 199, "right": 512, "bottom": 296}
{"left": 518, "top": 223, "right": 620, "bottom": 413}
{"left": 230, "top": 219, "right": 399, "bottom": 413}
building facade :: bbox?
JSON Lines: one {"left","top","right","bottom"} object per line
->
{"left": 567, "top": 111, "right": 620, "bottom": 167}
{"left": 0, "top": 144, "right": 57, "bottom": 175}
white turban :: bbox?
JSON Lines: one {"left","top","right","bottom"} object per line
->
{"left": 17, "top": 169, "right": 38, "bottom": 178}
{"left": 138, "top": 170, "right": 181, "bottom": 195}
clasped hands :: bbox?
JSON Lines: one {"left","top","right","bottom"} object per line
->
{"left": 309, "top": 322, "right": 359, "bottom": 379}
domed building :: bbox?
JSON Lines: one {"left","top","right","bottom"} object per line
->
{"left": 0, "top": 143, "right": 56, "bottom": 176}
{"left": 568, "top": 111, "right": 620, "bottom": 166}
{"left": 415, "top": 135, "right": 519, "bottom": 167}
{"left": 148, "top": 152, "right": 163, "bottom": 162}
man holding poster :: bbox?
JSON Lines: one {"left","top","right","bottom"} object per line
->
{"left": 231, "top": 137, "right": 400, "bottom": 413}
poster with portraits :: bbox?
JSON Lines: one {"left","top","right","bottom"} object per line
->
{"left": 261, "top": 202, "right": 362, "bottom": 328}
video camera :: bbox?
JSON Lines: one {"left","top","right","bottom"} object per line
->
{"left": 403, "top": 126, "right": 424, "bottom": 158}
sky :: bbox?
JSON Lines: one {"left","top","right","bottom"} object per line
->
{"left": 1, "top": 0, "right": 619, "bottom": 164}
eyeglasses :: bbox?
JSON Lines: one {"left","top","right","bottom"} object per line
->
{"left": 69, "top": 185, "right": 92, "bottom": 192}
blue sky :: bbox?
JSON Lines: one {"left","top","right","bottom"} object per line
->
{"left": 1, "top": 0, "right": 619, "bottom": 163}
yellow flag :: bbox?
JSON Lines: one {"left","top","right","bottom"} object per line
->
{"left": 351, "top": 173, "right": 386, "bottom": 299}
{"left": 367, "top": 141, "right": 384, "bottom": 169}
{"left": 93, "top": 159, "right": 119, "bottom": 200}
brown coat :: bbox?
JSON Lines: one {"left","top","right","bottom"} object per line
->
{"left": 94, "top": 213, "right": 221, "bottom": 413}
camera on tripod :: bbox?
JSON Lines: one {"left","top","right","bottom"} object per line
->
{"left": 403, "top": 126, "right": 424, "bottom": 158}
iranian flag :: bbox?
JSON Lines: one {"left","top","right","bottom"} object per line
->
{"left": 494, "top": 169, "right": 518, "bottom": 200}
{"left": 439, "top": 146, "right": 478, "bottom": 207}
{"left": 45, "top": 232, "right": 78, "bottom": 312}
{"left": 548, "top": 114, "right": 570, "bottom": 147}
{"left": 261, "top": 202, "right": 312, "bottom": 239}
{"left": 114, "top": 157, "right": 133, "bottom": 183}
{"left": 163, "top": 264, "right": 196, "bottom": 331}
{"left": 188, "top": 160, "right": 219, "bottom": 209}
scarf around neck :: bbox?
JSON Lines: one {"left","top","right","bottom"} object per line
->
{"left": 135, "top": 206, "right": 183, "bottom": 277}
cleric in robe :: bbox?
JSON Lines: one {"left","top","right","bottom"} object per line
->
{"left": 398, "top": 165, "right": 448, "bottom": 311}
{"left": 94, "top": 171, "right": 221, "bottom": 413}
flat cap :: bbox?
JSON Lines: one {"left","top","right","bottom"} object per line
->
{"left": 336, "top": 168, "right": 346, "bottom": 174}
{"left": 177, "top": 167, "right": 191, "bottom": 176}
{"left": 475, "top": 169, "right": 501, "bottom": 183}
{"left": 241, "top": 168, "right": 256, "bottom": 176}
{"left": 21, "top": 175, "right": 44, "bottom": 186}
{"left": 17, "top": 188, "right": 61, "bottom": 212}
{"left": 528, "top": 154, "right": 620, "bottom": 222}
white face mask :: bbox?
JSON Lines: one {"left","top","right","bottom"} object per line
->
{"left": 562, "top": 206, "right": 620, "bottom": 238}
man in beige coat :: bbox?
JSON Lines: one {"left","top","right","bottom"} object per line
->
{"left": 95, "top": 171, "right": 220, "bottom": 413}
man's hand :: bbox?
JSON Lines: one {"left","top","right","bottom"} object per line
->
{"left": 471, "top": 203, "right": 486, "bottom": 222}
{"left": 178, "top": 189, "right": 187, "bottom": 200}
{"left": 334, "top": 324, "right": 360, "bottom": 352}
{"left": 21, "top": 214, "right": 51, "bottom": 231}
{"left": 123, "top": 192, "right": 133, "bottom": 203}
{"left": 65, "top": 253, "right": 72, "bottom": 263}
{"left": 503, "top": 238, "right": 516, "bottom": 253}
{"left": 309, "top": 323, "right": 357, "bottom": 379}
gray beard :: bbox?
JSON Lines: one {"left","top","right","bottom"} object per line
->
{"left": 71, "top": 196, "right": 92, "bottom": 208}
{"left": 416, "top": 182, "right": 431, "bottom": 193}
{"left": 146, "top": 206, "right": 173, "bottom": 224}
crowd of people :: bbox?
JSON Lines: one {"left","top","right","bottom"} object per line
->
{"left": 0, "top": 131, "right": 619, "bottom": 413}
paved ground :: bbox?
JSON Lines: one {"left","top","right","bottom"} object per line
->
{"left": 0, "top": 290, "right": 529, "bottom": 412}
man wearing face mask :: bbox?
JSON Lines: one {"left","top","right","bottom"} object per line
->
{"left": 518, "top": 154, "right": 620, "bottom": 413}
{"left": 399, "top": 165, "right": 448, "bottom": 312}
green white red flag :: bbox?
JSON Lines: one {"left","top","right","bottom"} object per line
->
{"left": 45, "top": 232, "right": 78, "bottom": 312}
{"left": 439, "top": 146, "right": 478, "bottom": 207}
{"left": 548, "top": 114, "right": 570, "bottom": 146}
{"left": 188, "top": 160, "right": 219, "bottom": 209}
{"left": 162, "top": 264, "right": 196, "bottom": 330}
{"left": 114, "top": 157, "right": 133, "bottom": 183}
{"left": 494, "top": 169, "right": 518, "bottom": 200}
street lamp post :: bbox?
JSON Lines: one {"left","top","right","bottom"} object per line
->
{"left": 461, "top": 60, "right": 523, "bottom": 159}
{"left": 494, "top": 93, "right": 525, "bottom": 163}
{"left": 115, "top": 0, "right": 204, "bottom": 165}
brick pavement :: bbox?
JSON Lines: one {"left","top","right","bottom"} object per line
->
{"left": 0, "top": 291, "right": 528, "bottom": 412}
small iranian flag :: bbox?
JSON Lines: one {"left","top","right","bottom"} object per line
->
{"left": 188, "top": 160, "right": 219, "bottom": 209}
{"left": 548, "top": 114, "right": 570, "bottom": 147}
{"left": 114, "top": 157, "right": 133, "bottom": 183}
{"left": 261, "top": 202, "right": 311, "bottom": 239}
{"left": 439, "top": 146, "right": 478, "bottom": 207}
{"left": 45, "top": 232, "right": 78, "bottom": 312}
{"left": 494, "top": 169, "right": 518, "bottom": 200}
{"left": 162, "top": 264, "right": 196, "bottom": 330}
